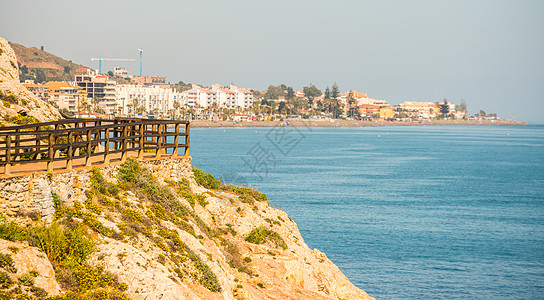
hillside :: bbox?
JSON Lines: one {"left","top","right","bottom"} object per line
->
{"left": 0, "top": 157, "right": 375, "bottom": 300}
{"left": 0, "top": 37, "right": 60, "bottom": 123}
{"left": 9, "top": 41, "right": 88, "bottom": 83}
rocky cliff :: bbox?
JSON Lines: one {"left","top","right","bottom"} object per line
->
{"left": 0, "top": 157, "right": 375, "bottom": 300}
{"left": 0, "top": 37, "right": 60, "bottom": 124}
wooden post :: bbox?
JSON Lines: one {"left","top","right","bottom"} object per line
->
{"left": 121, "top": 124, "right": 128, "bottom": 162}
{"left": 85, "top": 129, "right": 92, "bottom": 167}
{"left": 74, "top": 122, "right": 80, "bottom": 157}
{"left": 152, "top": 124, "right": 157, "bottom": 151}
{"left": 35, "top": 125, "right": 41, "bottom": 160}
{"left": 47, "top": 133, "right": 54, "bottom": 172}
{"left": 14, "top": 128, "right": 20, "bottom": 161}
{"left": 104, "top": 128, "right": 110, "bottom": 164}
{"left": 156, "top": 124, "right": 162, "bottom": 159}
{"left": 54, "top": 124, "right": 60, "bottom": 158}
{"left": 138, "top": 124, "right": 144, "bottom": 159}
{"left": 173, "top": 123, "right": 180, "bottom": 157}
{"left": 5, "top": 135, "right": 11, "bottom": 175}
{"left": 67, "top": 131, "right": 73, "bottom": 170}
{"left": 184, "top": 123, "right": 190, "bottom": 156}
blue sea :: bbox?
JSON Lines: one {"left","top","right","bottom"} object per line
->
{"left": 189, "top": 125, "right": 544, "bottom": 299}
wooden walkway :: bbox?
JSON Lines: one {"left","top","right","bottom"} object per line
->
{"left": 0, "top": 118, "right": 190, "bottom": 177}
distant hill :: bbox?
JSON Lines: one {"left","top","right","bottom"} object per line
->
{"left": 9, "top": 41, "right": 89, "bottom": 83}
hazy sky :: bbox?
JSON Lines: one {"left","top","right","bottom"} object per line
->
{"left": 1, "top": 0, "right": 543, "bottom": 122}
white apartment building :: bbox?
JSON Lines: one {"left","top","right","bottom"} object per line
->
{"left": 111, "top": 83, "right": 255, "bottom": 117}
{"left": 115, "top": 85, "right": 184, "bottom": 116}
{"left": 230, "top": 85, "right": 254, "bottom": 108}
{"left": 399, "top": 101, "right": 438, "bottom": 119}
{"left": 114, "top": 67, "right": 129, "bottom": 77}
{"left": 181, "top": 84, "right": 254, "bottom": 109}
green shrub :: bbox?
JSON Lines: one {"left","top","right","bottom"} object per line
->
{"left": 192, "top": 168, "right": 222, "bottom": 189}
{"left": 226, "top": 185, "right": 267, "bottom": 203}
{"left": 157, "top": 254, "right": 166, "bottom": 265}
{"left": 2, "top": 101, "right": 9, "bottom": 108}
{"left": 118, "top": 159, "right": 177, "bottom": 208}
{"left": 30, "top": 222, "right": 94, "bottom": 265}
{"left": 4, "top": 115, "right": 39, "bottom": 125}
{"left": 0, "top": 253, "right": 17, "bottom": 273}
{"left": 180, "top": 189, "right": 195, "bottom": 208}
{"left": 122, "top": 208, "right": 142, "bottom": 223}
{"left": 0, "top": 271, "right": 13, "bottom": 289}
{"left": 29, "top": 285, "right": 47, "bottom": 297}
{"left": 18, "top": 272, "right": 36, "bottom": 286}
{"left": 245, "top": 227, "right": 287, "bottom": 250}
{"left": 90, "top": 167, "right": 119, "bottom": 197}
{"left": 243, "top": 257, "right": 252, "bottom": 263}
{"left": 0, "top": 216, "right": 28, "bottom": 242}
{"left": 196, "top": 194, "right": 208, "bottom": 207}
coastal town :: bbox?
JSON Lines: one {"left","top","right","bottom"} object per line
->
{"left": 11, "top": 42, "right": 506, "bottom": 124}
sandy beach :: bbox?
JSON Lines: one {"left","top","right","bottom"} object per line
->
{"left": 190, "top": 119, "right": 525, "bottom": 128}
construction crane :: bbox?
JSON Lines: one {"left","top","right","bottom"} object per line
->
{"left": 138, "top": 49, "right": 143, "bottom": 77}
{"left": 90, "top": 57, "right": 135, "bottom": 74}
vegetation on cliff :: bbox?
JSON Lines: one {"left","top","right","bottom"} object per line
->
{"left": 0, "top": 214, "right": 129, "bottom": 299}
{"left": 0, "top": 157, "right": 374, "bottom": 299}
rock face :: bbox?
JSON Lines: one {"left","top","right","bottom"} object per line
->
{"left": 0, "top": 36, "right": 60, "bottom": 123}
{"left": 0, "top": 157, "right": 375, "bottom": 299}
{"left": 0, "top": 239, "right": 62, "bottom": 296}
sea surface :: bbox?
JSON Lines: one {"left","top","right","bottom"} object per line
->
{"left": 189, "top": 125, "right": 544, "bottom": 299}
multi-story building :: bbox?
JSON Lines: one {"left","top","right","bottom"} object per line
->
{"left": 339, "top": 91, "right": 389, "bottom": 116}
{"left": 399, "top": 101, "right": 439, "bottom": 119}
{"left": 212, "top": 84, "right": 236, "bottom": 108}
{"left": 74, "top": 74, "right": 117, "bottom": 114}
{"left": 181, "top": 84, "right": 254, "bottom": 110}
{"left": 379, "top": 107, "right": 395, "bottom": 119}
{"left": 230, "top": 85, "right": 254, "bottom": 108}
{"left": 22, "top": 80, "right": 49, "bottom": 101}
{"left": 44, "top": 82, "right": 81, "bottom": 113}
{"left": 358, "top": 104, "right": 381, "bottom": 118}
{"left": 115, "top": 84, "right": 184, "bottom": 117}
{"left": 23, "top": 80, "right": 84, "bottom": 113}
{"left": 113, "top": 67, "right": 129, "bottom": 77}
{"left": 132, "top": 76, "right": 166, "bottom": 85}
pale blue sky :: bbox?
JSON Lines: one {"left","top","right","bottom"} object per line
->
{"left": 1, "top": 0, "right": 543, "bottom": 122}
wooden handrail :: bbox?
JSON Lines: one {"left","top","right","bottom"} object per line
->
{"left": 0, "top": 118, "right": 190, "bottom": 175}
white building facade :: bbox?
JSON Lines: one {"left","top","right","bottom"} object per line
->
{"left": 115, "top": 85, "right": 184, "bottom": 117}
{"left": 181, "top": 84, "right": 254, "bottom": 109}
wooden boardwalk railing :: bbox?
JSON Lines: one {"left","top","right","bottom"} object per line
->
{"left": 0, "top": 118, "right": 190, "bottom": 175}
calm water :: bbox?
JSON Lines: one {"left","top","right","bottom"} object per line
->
{"left": 190, "top": 125, "right": 544, "bottom": 299}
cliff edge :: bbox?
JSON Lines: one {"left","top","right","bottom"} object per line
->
{"left": 0, "top": 157, "right": 375, "bottom": 299}
{"left": 0, "top": 37, "right": 60, "bottom": 124}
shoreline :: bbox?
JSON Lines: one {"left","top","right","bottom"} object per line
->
{"left": 191, "top": 119, "right": 525, "bottom": 128}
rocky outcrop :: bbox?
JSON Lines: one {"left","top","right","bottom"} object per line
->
{"left": 0, "top": 239, "right": 61, "bottom": 296}
{"left": 0, "top": 157, "right": 374, "bottom": 299}
{"left": 0, "top": 37, "right": 60, "bottom": 123}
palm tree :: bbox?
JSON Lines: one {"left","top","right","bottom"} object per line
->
{"left": 173, "top": 101, "right": 180, "bottom": 119}
{"left": 91, "top": 97, "right": 100, "bottom": 113}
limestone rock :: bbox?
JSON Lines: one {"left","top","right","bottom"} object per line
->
{"left": 0, "top": 36, "right": 60, "bottom": 123}
{"left": 0, "top": 156, "right": 376, "bottom": 299}
{"left": 0, "top": 239, "right": 61, "bottom": 296}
